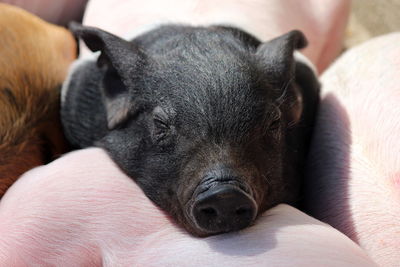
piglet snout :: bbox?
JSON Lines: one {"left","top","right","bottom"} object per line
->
{"left": 191, "top": 184, "right": 257, "bottom": 234}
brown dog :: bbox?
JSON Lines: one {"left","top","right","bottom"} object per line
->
{"left": 0, "top": 3, "right": 76, "bottom": 196}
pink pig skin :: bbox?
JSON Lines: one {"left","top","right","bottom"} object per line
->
{"left": 0, "top": 148, "right": 376, "bottom": 266}
{"left": 81, "top": 0, "right": 350, "bottom": 72}
{"left": 304, "top": 33, "right": 400, "bottom": 267}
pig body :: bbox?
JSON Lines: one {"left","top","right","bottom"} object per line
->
{"left": 61, "top": 23, "right": 320, "bottom": 235}
{"left": 0, "top": 148, "right": 377, "bottom": 266}
{"left": 0, "top": 3, "right": 76, "bottom": 196}
{"left": 81, "top": 0, "right": 350, "bottom": 72}
{"left": 303, "top": 33, "right": 400, "bottom": 266}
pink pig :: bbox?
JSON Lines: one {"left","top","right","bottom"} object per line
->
{"left": 0, "top": 148, "right": 376, "bottom": 266}
{"left": 303, "top": 33, "right": 400, "bottom": 267}
{"left": 81, "top": 0, "right": 350, "bottom": 72}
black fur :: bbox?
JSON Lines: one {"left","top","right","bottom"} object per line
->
{"left": 62, "top": 23, "right": 319, "bottom": 236}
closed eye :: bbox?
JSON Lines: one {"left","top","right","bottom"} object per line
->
{"left": 153, "top": 106, "right": 170, "bottom": 130}
{"left": 260, "top": 107, "right": 282, "bottom": 142}
{"left": 154, "top": 117, "right": 169, "bottom": 130}
{"left": 151, "top": 106, "right": 174, "bottom": 146}
{"left": 269, "top": 118, "right": 280, "bottom": 130}
{"left": 267, "top": 107, "right": 281, "bottom": 131}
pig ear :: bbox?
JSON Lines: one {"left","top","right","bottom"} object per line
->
{"left": 256, "top": 30, "right": 307, "bottom": 82}
{"left": 257, "top": 31, "right": 310, "bottom": 126}
{"left": 69, "top": 22, "right": 143, "bottom": 75}
{"left": 102, "top": 67, "right": 133, "bottom": 129}
{"left": 69, "top": 22, "right": 145, "bottom": 129}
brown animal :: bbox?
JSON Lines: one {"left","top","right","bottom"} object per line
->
{"left": 0, "top": 3, "right": 76, "bottom": 196}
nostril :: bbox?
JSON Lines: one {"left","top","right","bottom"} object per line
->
{"left": 236, "top": 206, "right": 250, "bottom": 216}
{"left": 191, "top": 184, "right": 257, "bottom": 234}
{"left": 200, "top": 207, "right": 217, "bottom": 217}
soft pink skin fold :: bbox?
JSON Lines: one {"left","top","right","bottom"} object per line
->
{"left": 0, "top": 148, "right": 376, "bottom": 266}
{"left": 304, "top": 33, "right": 400, "bottom": 267}
{"left": 82, "top": 0, "right": 350, "bottom": 72}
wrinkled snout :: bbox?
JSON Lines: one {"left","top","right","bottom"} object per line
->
{"left": 191, "top": 182, "right": 257, "bottom": 234}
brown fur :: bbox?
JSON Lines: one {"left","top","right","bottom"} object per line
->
{"left": 0, "top": 3, "right": 76, "bottom": 196}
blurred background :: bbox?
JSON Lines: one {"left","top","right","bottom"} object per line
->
{"left": 346, "top": 0, "right": 400, "bottom": 48}
{"left": 0, "top": 0, "right": 88, "bottom": 25}
{"left": 1, "top": 0, "right": 399, "bottom": 49}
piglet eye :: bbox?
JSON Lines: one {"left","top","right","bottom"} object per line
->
{"left": 153, "top": 106, "right": 169, "bottom": 130}
{"left": 269, "top": 118, "right": 280, "bottom": 131}
{"left": 154, "top": 117, "right": 169, "bottom": 131}
{"left": 152, "top": 106, "right": 173, "bottom": 145}
{"left": 152, "top": 117, "right": 170, "bottom": 145}
{"left": 268, "top": 109, "right": 281, "bottom": 131}
{"left": 265, "top": 115, "right": 281, "bottom": 142}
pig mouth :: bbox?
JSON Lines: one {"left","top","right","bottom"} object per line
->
{"left": 185, "top": 177, "right": 258, "bottom": 235}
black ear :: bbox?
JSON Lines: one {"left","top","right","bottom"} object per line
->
{"left": 69, "top": 22, "right": 145, "bottom": 129}
{"left": 257, "top": 30, "right": 310, "bottom": 126}
{"left": 256, "top": 30, "right": 307, "bottom": 82}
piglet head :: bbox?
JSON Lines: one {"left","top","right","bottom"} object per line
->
{"left": 70, "top": 23, "right": 308, "bottom": 236}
